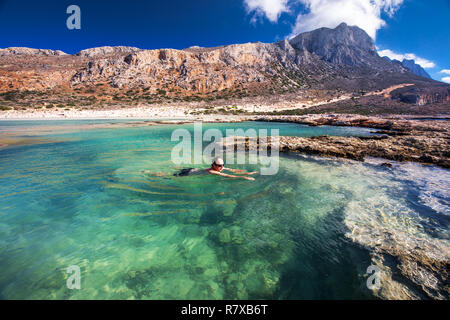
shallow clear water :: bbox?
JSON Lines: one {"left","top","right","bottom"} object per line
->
{"left": 0, "top": 121, "right": 448, "bottom": 299}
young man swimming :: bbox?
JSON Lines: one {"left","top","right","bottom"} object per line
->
{"left": 172, "top": 157, "right": 257, "bottom": 181}
{"left": 208, "top": 157, "right": 257, "bottom": 181}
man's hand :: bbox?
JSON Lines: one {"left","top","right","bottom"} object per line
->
{"left": 225, "top": 168, "right": 258, "bottom": 175}
{"left": 210, "top": 170, "right": 255, "bottom": 181}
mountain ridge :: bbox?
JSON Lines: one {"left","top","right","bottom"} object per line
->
{"left": 0, "top": 23, "right": 448, "bottom": 112}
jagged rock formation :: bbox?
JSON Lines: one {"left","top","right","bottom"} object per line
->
{"left": 391, "top": 85, "right": 450, "bottom": 105}
{"left": 221, "top": 115, "right": 450, "bottom": 168}
{"left": 75, "top": 46, "right": 141, "bottom": 58}
{"left": 290, "top": 22, "right": 378, "bottom": 66}
{"left": 70, "top": 41, "right": 328, "bottom": 93}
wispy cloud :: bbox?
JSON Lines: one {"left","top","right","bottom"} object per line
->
{"left": 244, "top": 1, "right": 405, "bottom": 39}
{"left": 290, "top": 0, "right": 404, "bottom": 39}
{"left": 377, "top": 49, "right": 436, "bottom": 69}
{"left": 243, "top": 0, "right": 290, "bottom": 23}
{"left": 441, "top": 77, "right": 450, "bottom": 84}
{"left": 439, "top": 69, "right": 450, "bottom": 75}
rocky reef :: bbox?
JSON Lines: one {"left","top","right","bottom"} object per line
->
{"left": 227, "top": 115, "right": 450, "bottom": 169}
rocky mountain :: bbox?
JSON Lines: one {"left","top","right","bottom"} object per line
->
{"left": 75, "top": 46, "right": 141, "bottom": 58}
{"left": 0, "top": 47, "right": 67, "bottom": 56}
{"left": 70, "top": 24, "right": 409, "bottom": 93}
{"left": 290, "top": 22, "right": 378, "bottom": 66}
{"left": 0, "top": 23, "right": 448, "bottom": 110}
{"left": 383, "top": 56, "right": 431, "bottom": 79}
{"left": 399, "top": 59, "right": 431, "bottom": 79}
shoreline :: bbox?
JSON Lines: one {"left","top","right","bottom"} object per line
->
{"left": 1, "top": 112, "right": 449, "bottom": 169}
{"left": 1, "top": 102, "right": 449, "bottom": 122}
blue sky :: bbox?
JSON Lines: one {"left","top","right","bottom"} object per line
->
{"left": 0, "top": 0, "right": 448, "bottom": 82}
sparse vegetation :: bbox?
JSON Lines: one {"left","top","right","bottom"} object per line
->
{"left": 262, "top": 94, "right": 450, "bottom": 116}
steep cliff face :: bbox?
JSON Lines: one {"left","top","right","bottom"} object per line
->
{"left": 391, "top": 86, "right": 450, "bottom": 105}
{"left": 71, "top": 44, "right": 270, "bottom": 92}
{"left": 0, "top": 52, "right": 84, "bottom": 92}
{"left": 289, "top": 23, "right": 378, "bottom": 66}
{"left": 70, "top": 41, "right": 327, "bottom": 93}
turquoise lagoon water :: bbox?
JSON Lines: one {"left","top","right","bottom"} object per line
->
{"left": 0, "top": 120, "right": 448, "bottom": 299}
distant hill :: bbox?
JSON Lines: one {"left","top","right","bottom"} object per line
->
{"left": 383, "top": 56, "right": 431, "bottom": 79}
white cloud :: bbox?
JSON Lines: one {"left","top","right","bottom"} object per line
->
{"left": 377, "top": 49, "right": 436, "bottom": 68}
{"left": 244, "top": 0, "right": 290, "bottom": 23}
{"left": 290, "top": 0, "right": 404, "bottom": 39}
{"left": 380, "top": 0, "right": 404, "bottom": 16}
{"left": 440, "top": 69, "right": 450, "bottom": 75}
{"left": 441, "top": 77, "right": 450, "bottom": 83}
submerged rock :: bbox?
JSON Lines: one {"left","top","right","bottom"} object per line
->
{"left": 184, "top": 209, "right": 203, "bottom": 224}
{"left": 344, "top": 192, "right": 450, "bottom": 300}
{"left": 230, "top": 226, "right": 244, "bottom": 244}
{"left": 222, "top": 201, "right": 237, "bottom": 217}
{"left": 218, "top": 228, "right": 231, "bottom": 243}
{"left": 262, "top": 270, "right": 280, "bottom": 296}
{"left": 236, "top": 283, "right": 248, "bottom": 300}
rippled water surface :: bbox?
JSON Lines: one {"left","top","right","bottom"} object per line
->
{"left": 0, "top": 121, "right": 448, "bottom": 299}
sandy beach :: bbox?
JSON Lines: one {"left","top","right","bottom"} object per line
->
{"left": 0, "top": 93, "right": 351, "bottom": 120}
{"left": 0, "top": 105, "right": 191, "bottom": 120}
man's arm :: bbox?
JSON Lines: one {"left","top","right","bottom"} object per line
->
{"left": 223, "top": 167, "right": 258, "bottom": 175}
{"left": 209, "top": 170, "right": 255, "bottom": 180}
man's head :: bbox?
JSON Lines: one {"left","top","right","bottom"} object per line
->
{"left": 212, "top": 157, "right": 224, "bottom": 171}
